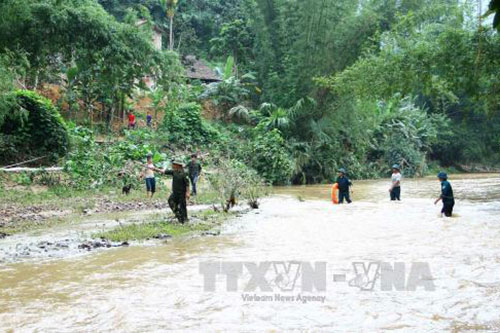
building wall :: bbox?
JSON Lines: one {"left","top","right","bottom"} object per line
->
{"left": 153, "top": 31, "right": 162, "bottom": 51}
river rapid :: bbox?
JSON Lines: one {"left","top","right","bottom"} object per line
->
{"left": 1, "top": 174, "right": 499, "bottom": 332}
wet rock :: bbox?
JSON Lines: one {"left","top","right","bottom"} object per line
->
{"left": 0, "top": 232, "right": 8, "bottom": 239}
{"left": 78, "top": 238, "right": 129, "bottom": 251}
{"left": 78, "top": 242, "right": 92, "bottom": 251}
{"left": 153, "top": 233, "right": 172, "bottom": 240}
{"left": 201, "top": 231, "right": 220, "bottom": 237}
{"left": 92, "top": 241, "right": 105, "bottom": 248}
{"left": 248, "top": 200, "right": 260, "bottom": 209}
{"left": 37, "top": 241, "right": 54, "bottom": 249}
{"left": 55, "top": 241, "right": 69, "bottom": 248}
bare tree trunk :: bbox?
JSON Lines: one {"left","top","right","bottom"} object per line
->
{"left": 0, "top": 167, "right": 63, "bottom": 173}
{"left": 169, "top": 16, "right": 174, "bottom": 51}
{"left": 177, "top": 33, "right": 182, "bottom": 51}
{"left": 233, "top": 50, "right": 238, "bottom": 77}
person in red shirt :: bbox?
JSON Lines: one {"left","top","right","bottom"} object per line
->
{"left": 128, "top": 112, "right": 136, "bottom": 129}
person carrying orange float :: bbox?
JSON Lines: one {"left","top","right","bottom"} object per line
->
{"left": 332, "top": 168, "right": 353, "bottom": 204}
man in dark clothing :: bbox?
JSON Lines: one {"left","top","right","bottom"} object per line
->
{"left": 186, "top": 154, "right": 202, "bottom": 196}
{"left": 434, "top": 172, "right": 455, "bottom": 217}
{"left": 336, "top": 168, "right": 353, "bottom": 204}
{"left": 164, "top": 160, "right": 190, "bottom": 223}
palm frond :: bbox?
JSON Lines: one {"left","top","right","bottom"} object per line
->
{"left": 228, "top": 105, "right": 251, "bottom": 123}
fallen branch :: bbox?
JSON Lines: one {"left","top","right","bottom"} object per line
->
{"left": 1, "top": 156, "right": 48, "bottom": 169}
{"left": 0, "top": 167, "right": 63, "bottom": 173}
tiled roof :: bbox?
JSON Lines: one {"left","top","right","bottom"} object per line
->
{"left": 184, "top": 56, "right": 222, "bottom": 82}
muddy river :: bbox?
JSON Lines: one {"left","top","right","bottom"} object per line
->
{"left": 1, "top": 174, "right": 499, "bottom": 331}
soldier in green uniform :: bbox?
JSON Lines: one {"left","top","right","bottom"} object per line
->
{"left": 164, "top": 160, "right": 190, "bottom": 223}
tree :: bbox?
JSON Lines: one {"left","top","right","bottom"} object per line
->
{"left": 316, "top": 1, "right": 500, "bottom": 167}
{"left": 1, "top": 90, "right": 69, "bottom": 164}
{"left": 160, "top": 0, "right": 178, "bottom": 50}
{"left": 0, "top": 0, "right": 180, "bottom": 129}
{"left": 0, "top": 57, "right": 16, "bottom": 128}
{"left": 210, "top": 19, "right": 253, "bottom": 75}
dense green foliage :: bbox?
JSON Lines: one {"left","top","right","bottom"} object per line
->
{"left": 318, "top": 3, "right": 500, "bottom": 168}
{"left": 0, "top": 0, "right": 181, "bottom": 129}
{"left": 162, "top": 102, "right": 219, "bottom": 146}
{"left": 240, "top": 125, "right": 294, "bottom": 184}
{"left": 2, "top": 0, "right": 499, "bottom": 187}
{"left": 0, "top": 57, "right": 16, "bottom": 129}
{"left": 0, "top": 90, "right": 69, "bottom": 165}
{"left": 65, "top": 126, "right": 167, "bottom": 188}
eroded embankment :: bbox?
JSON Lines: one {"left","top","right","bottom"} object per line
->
{"left": 0, "top": 198, "right": 251, "bottom": 264}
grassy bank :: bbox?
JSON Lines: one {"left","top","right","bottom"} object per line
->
{"left": 0, "top": 174, "right": 219, "bottom": 208}
{"left": 93, "top": 209, "right": 237, "bottom": 242}
{"left": 0, "top": 175, "right": 224, "bottom": 236}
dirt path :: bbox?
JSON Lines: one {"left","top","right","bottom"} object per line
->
{"left": 0, "top": 199, "right": 171, "bottom": 231}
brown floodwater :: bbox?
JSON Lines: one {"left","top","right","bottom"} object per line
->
{"left": 1, "top": 174, "right": 499, "bottom": 331}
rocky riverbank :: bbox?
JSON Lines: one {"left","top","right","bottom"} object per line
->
{"left": 0, "top": 199, "right": 251, "bottom": 264}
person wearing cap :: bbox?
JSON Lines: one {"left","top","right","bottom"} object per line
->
{"left": 141, "top": 153, "right": 163, "bottom": 198}
{"left": 336, "top": 168, "right": 353, "bottom": 204}
{"left": 434, "top": 172, "right": 455, "bottom": 217}
{"left": 186, "top": 154, "right": 202, "bottom": 196}
{"left": 389, "top": 164, "right": 402, "bottom": 201}
{"left": 164, "top": 160, "right": 190, "bottom": 223}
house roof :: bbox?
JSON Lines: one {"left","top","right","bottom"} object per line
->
{"left": 135, "top": 19, "right": 148, "bottom": 27}
{"left": 183, "top": 56, "right": 222, "bottom": 82}
{"left": 135, "top": 19, "right": 163, "bottom": 33}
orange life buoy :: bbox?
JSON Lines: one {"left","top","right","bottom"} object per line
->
{"left": 331, "top": 183, "right": 339, "bottom": 204}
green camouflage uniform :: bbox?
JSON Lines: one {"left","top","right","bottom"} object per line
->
{"left": 164, "top": 169, "right": 189, "bottom": 223}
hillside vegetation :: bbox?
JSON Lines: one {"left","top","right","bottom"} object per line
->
{"left": 1, "top": 0, "right": 499, "bottom": 189}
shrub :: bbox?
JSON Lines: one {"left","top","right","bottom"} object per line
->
{"left": 241, "top": 124, "right": 294, "bottom": 185}
{"left": 205, "top": 158, "right": 267, "bottom": 211}
{"left": 64, "top": 126, "right": 153, "bottom": 189}
{"left": 162, "top": 102, "right": 219, "bottom": 146}
{"left": 0, "top": 90, "right": 69, "bottom": 165}
{"left": 368, "top": 96, "right": 448, "bottom": 176}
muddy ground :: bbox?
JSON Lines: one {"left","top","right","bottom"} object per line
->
{"left": 0, "top": 187, "right": 250, "bottom": 264}
{"left": 0, "top": 199, "right": 172, "bottom": 232}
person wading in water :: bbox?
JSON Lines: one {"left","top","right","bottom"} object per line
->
{"left": 434, "top": 172, "right": 455, "bottom": 217}
{"left": 336, "top": 168, "right": 353, "bottom": 204}
{"left": 389, "top": 164, "right": 402, "bottom": 201}
{"left": 164, "top": 160, "right": 190, "bottom": 223}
